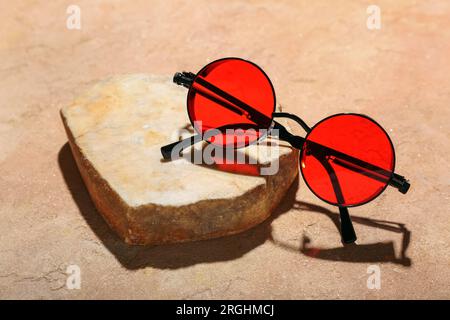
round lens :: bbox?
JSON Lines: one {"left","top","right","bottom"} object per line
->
{"left": 187, "top": 58, "right": 275, "bottom": 147}
{"left": 300, "top": 114, "right": 395, "bottom": 207}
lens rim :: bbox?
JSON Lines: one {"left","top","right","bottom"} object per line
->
{"left": 186, "top": 57, "right": 276, "bottom": 148}
{"left": 299, "top": 113, "right": 396, "bottom": 207}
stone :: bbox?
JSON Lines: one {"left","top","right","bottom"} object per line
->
{"left": 60, "top": 74, "right": 299, "bottom": 245}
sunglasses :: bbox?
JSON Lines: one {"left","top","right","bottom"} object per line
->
{"left": 160, "top": 57, "right": 410, "bottom": 243}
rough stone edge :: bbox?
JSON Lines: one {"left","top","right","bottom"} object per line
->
{"left": 61, "top": 110, "right": 299, "bottom": 245}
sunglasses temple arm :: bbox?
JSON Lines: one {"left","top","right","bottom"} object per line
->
{"left": 173, "top": 72, "right": 195, "bottom": 88}
{"left": 161, "top": 134, "right": 203, "bottom": 160}
{"left": 389, "top": 173, "right": 410, "bottom": 193}
{"left": 332, "top": 157, "right": 410, "bottom": 194}
{"left": 272, "top": 123, "right": 356, "bottom": 242}
{"left": 174, "top": 72, "right": 273, "bottom": 127}
{"left": 309, "top": 142, "right": 410, "bottom": 194}
{"left": 338, "top": 207, "right": 357, "bottom": 244}
{"left": 317, "top": 156, "right": 357, "bottom": 243}
{"left": 274, "top": 120, "right": 410, "bottom": 195}
{"left": 331, "top": 158, "right": 410, "bottom": 194}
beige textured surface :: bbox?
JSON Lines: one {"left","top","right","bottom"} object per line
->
{"left": 0, "top": 0, "right": 449, "bottom": 299}
{"left": 61, "top": 74, "right": 298, "bottom": 244}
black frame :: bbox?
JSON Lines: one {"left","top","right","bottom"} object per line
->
{"left": 160, "top": 58, "right": 410, "bottom": 244}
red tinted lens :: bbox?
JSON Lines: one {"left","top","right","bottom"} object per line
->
{"left": 301, "top": 114, "right": 395, "bottom": 206}
{"left": 187, "top": 58, "right": 275, "bottom": 147}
